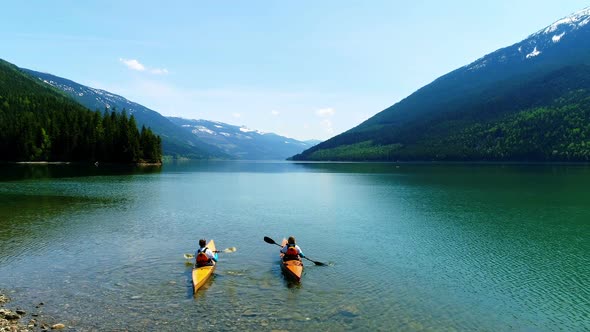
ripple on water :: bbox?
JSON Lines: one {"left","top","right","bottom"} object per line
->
{"left": 2, "top": 163, "right": 590, "bottom": 331}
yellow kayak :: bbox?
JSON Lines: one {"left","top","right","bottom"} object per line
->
{"left": 192, "top": 239, "right": 217, "bottom": 292}
{"left": 280, "top": 238, "right": 303, "bottom": 282}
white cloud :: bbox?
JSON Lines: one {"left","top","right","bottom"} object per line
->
{"left": 232, "top": 112, "right": 242, "bottom": 118}
{"left": 119, "top": 58, "right": 145, "bottom": 71}
{"left": 271, "top": 110, "right": 280, "bottom": 116}
{"left": 119, "top": 58, "right": 168, "bottom": 75}
{"left": 316, "top": 107, "right": 335, "bottom": 117}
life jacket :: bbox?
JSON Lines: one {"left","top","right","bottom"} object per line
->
{"left": 196, "top": 247, "right": 211, "bottom": 266}
{"left": 284, "top": 244, "right": 299, "bottom": 259}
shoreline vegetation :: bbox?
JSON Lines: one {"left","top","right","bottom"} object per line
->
{"left": 2, "top": 161, "right": 162, "bottom": 166}
{"left": 0, "top": 290, "right": 65, "bottom": 331}
{"left": 0, "top": 107, "right": 163, "bottom": 165}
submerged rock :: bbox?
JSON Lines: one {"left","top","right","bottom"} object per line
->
{"left": 0, "top": 308, "right": 21, "bottom": 320}
{"left": 0, "top": 293, "right": 31, "bottom": 332}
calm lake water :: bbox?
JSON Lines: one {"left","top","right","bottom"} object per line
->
{"left": 0, "top": 161, "right": 589, "bottom": 331}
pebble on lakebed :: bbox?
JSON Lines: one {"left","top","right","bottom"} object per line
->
{"left": 0, "top": 291, "right": 66, "bottom": 332}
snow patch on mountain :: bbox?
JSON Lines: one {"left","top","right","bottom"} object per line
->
{"left": 526, "top": 47, "right": 541, "bottom": 58}
{"left": 193, "top": 126, "right": 215, "bottom": 135}
{"left": 539, "top": 7, "right": 590, "bottom": 35}
{"left": 239, "top": 127, "right": 266, "bottom": 135}
{"left": 166, "top": 116, "right": 322, "bottom": 160}
{"left": 463, "top": 7, "right": 590, "bottom": 72}
{"left": 552, "top": 32, "right": 566, "bottom": 43}
{"left": 35, "top": 75, "right": 143, "bottom": 115}
{"left": 467, "top": 58, "right": 488, "bottom": 71}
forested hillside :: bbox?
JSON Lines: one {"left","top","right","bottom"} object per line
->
{"left": 292, "top": 8, "right": 590, "bottom": 162}
{"left": 295, "top": 66, "right": 590, "bottom": 161}
{"left": 23, "top": 69, "right": 229, "bottom": 160}
{"left": 0, "top": 59, "right": 162, "bottom": 163}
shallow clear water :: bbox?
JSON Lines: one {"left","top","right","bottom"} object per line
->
{"left": 0, "top": 161, "right": 589, "bottom": 331}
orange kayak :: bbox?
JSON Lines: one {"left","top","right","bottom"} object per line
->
{"left": 280, "top": 238, "right": 303, "bottom": 282}
{"left": 192, "top": 239, "right": 217, "bottom": 292}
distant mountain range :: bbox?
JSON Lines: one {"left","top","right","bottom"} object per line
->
{"left": 22, "top": 69, "right": 228, "bottom": 159}
{"left": 22, "top": 69, "right": 317, "bottom": 160}
{"left": 168, "top": 117, "right": 320, "bottom": 160}
{"left": 292, "top": 7, "right": 590, "bottom": 161}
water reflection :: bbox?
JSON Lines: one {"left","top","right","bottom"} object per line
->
{"left": 163, "top": 159, "right": 307, "bottom": 173}
{"left": 0, "top": 161, "right": 588, "bottom": 331}
{"left": 293, "top": 160, "right": 590, "bottom": 174}
{"left": 0, "top": 163, "right": 161, "bottom": 181}
{"left": 0, "top": 164, "right": 149, "bottom": 265}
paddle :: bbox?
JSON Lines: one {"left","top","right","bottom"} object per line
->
{"left": 184, "top": 247, "right": 237, "bottom": 259}
{"left": 263, "top": 236, "right": 326, "bottom": 266}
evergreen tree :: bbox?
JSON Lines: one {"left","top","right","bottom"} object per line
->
{"left": 0, "top": 60, "right": 163, "bottom": 163}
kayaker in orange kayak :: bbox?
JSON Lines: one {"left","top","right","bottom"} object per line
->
{"left": 195, "top": 239, "right": 218, "bottom": 267}
{"left": 280, "top": 236, "right": 305, "bottom": 261}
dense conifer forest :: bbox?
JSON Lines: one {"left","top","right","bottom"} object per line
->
{"left": 298, "top": 90, "right": 590, "bottom": 161}
{"left": 0, "top": 59, "right": 162, "bottom": 163}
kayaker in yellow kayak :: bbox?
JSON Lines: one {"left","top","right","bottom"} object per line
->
{"left": 280, "top": 236, "right": 305, "bottom": 261}
{"left": 195, "top": 239, "right": 218, "bottom": 267}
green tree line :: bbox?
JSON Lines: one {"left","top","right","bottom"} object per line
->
{"left": 0, "top": 98, "right": 162, "bottom": 163}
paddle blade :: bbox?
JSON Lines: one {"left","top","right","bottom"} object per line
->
{"left": 263, "top": 236, "right": 277, "bottom": 245}
{"left": 303, "top": 256, "right": 327, "bottom": 266}
{"left": 184, "top": 253, "right": 194, "bottom": 259}
{"left": 223, "top": 247, "right": 237, "bottom": 253}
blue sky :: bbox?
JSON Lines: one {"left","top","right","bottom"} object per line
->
{"left": 1, "top": 1, "right": 588, "bottom": 140}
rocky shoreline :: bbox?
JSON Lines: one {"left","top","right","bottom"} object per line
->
{"left": 0, "top": 291, "right": 65, "bottom": 331}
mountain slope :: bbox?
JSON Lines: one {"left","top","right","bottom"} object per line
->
{"left": 168, "top": 117, "right": 319, "bottom": 160}
{"left": 0, "top": 58, "right": 161, "bottom": 163}
{"left": 22, "top": 69, "right": 229, "bottom": 160}
{"left": 292, "top": 7, "right": 590, "bottom": 162}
